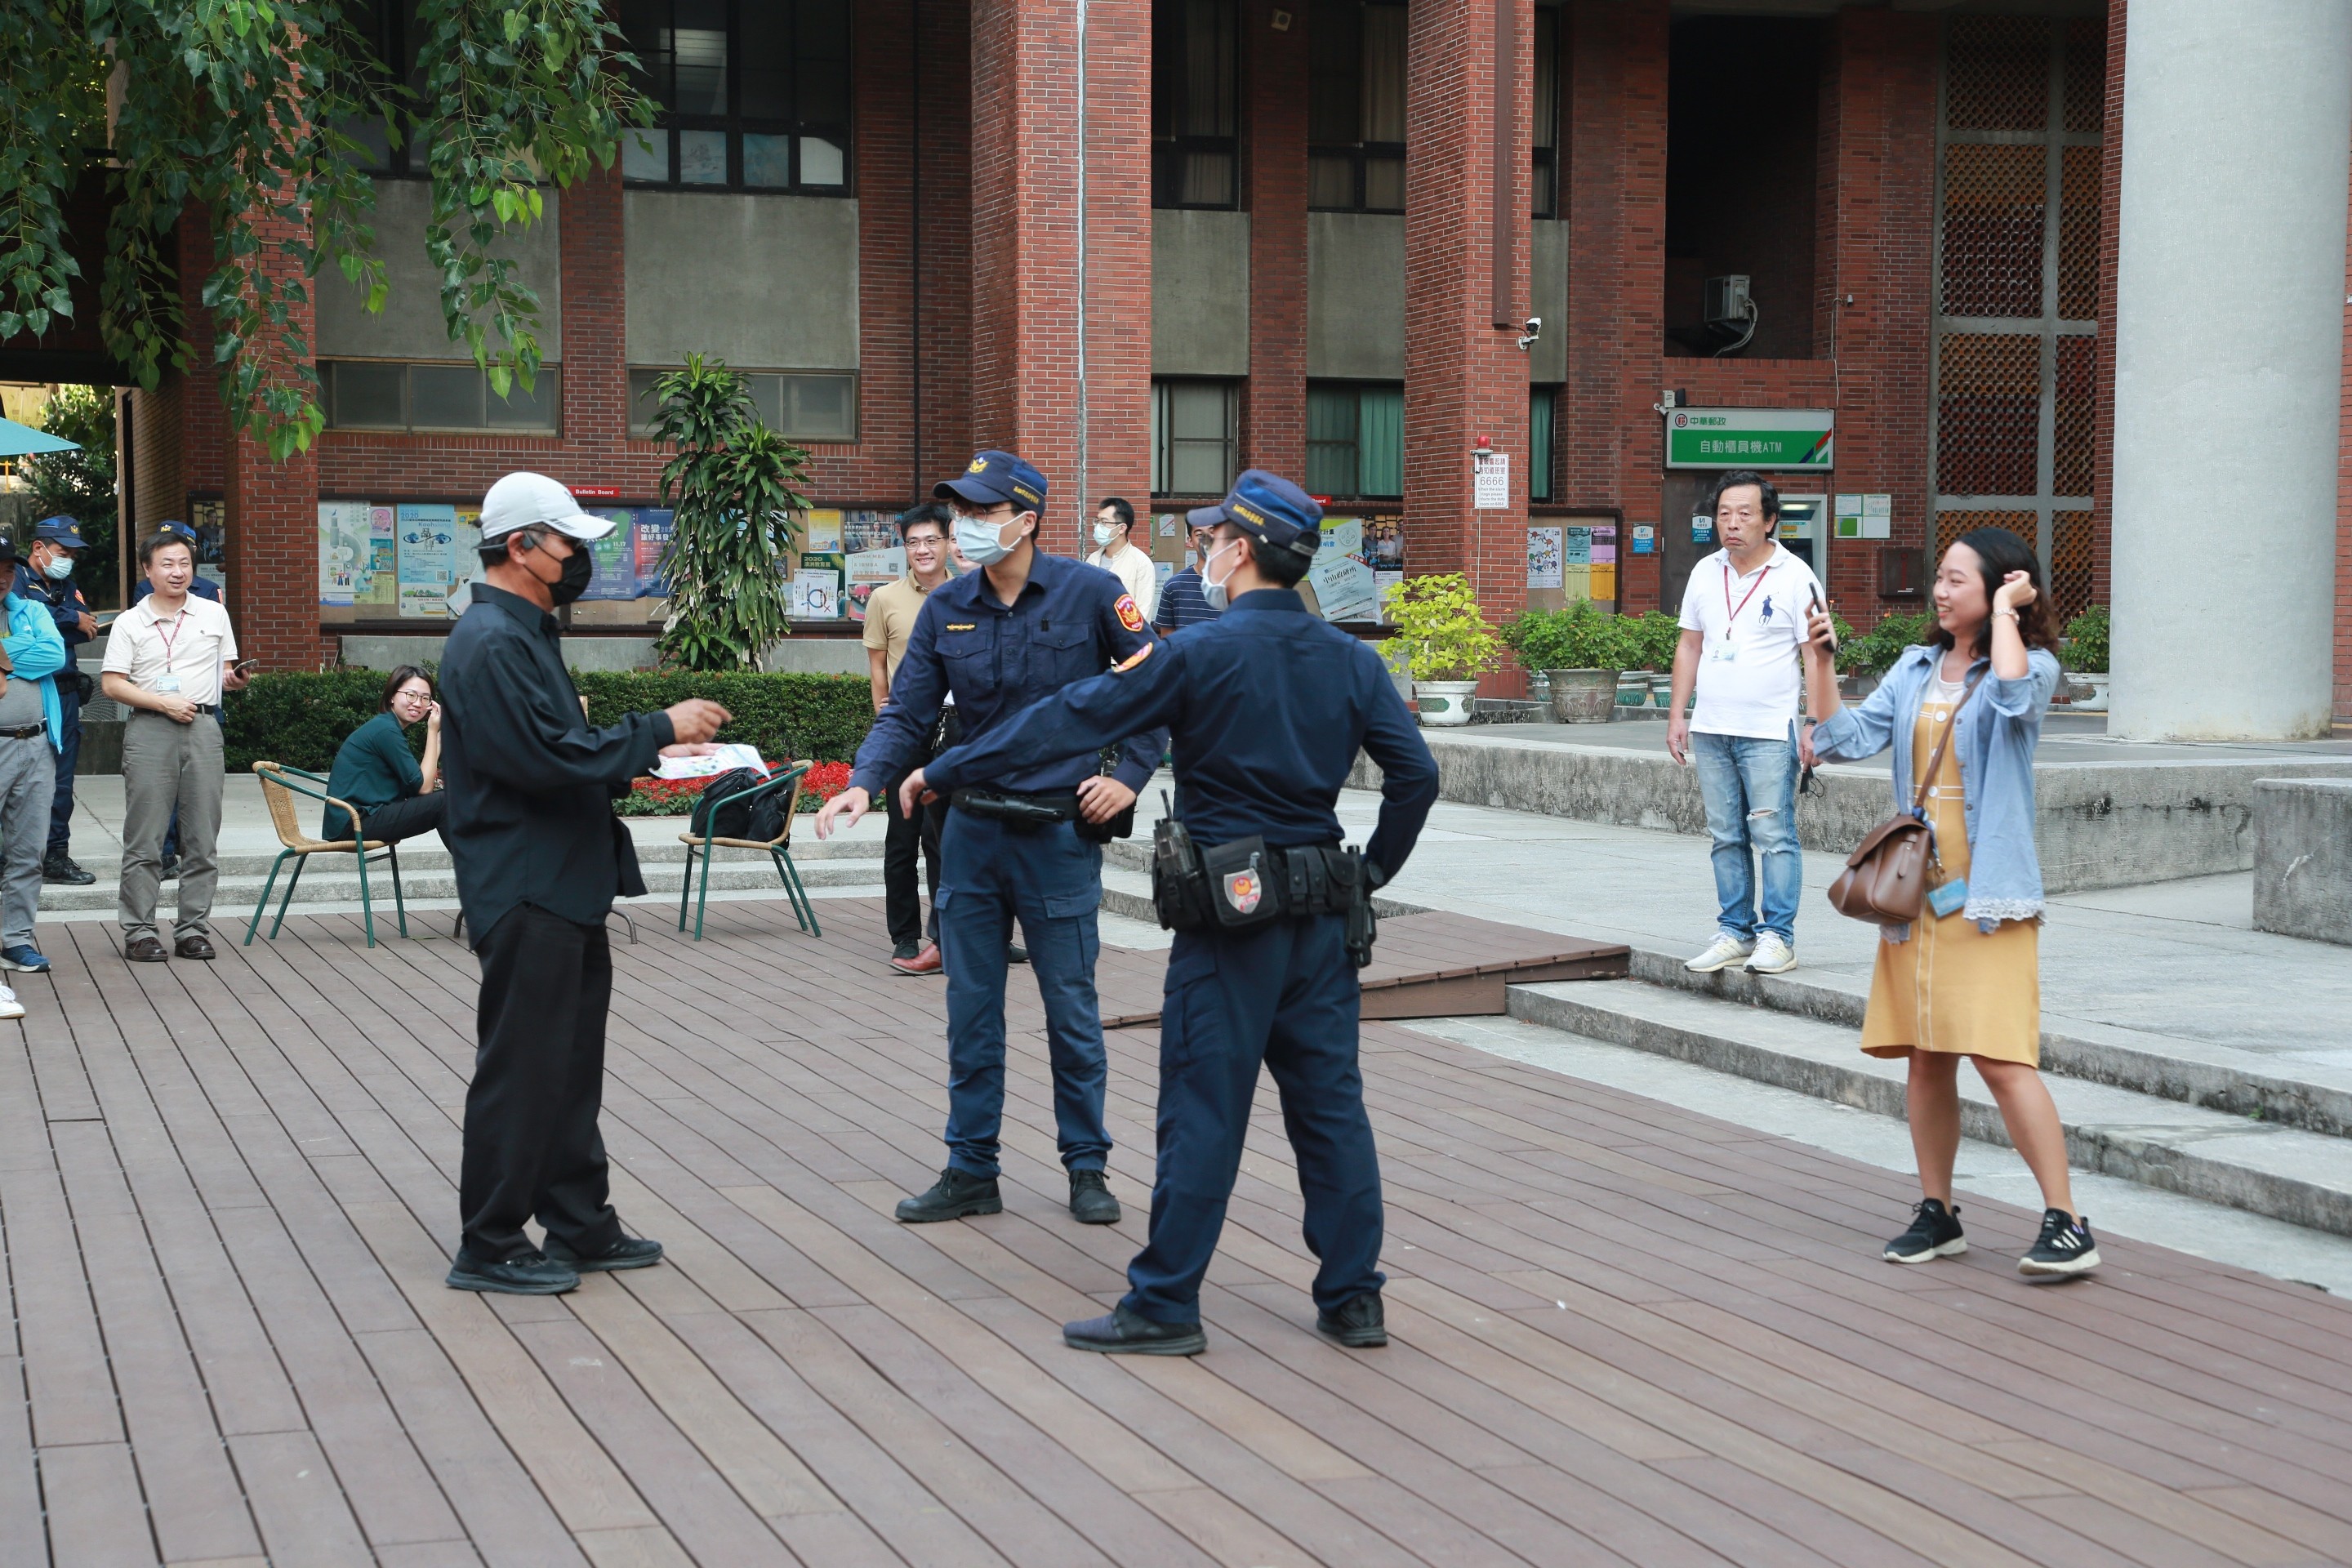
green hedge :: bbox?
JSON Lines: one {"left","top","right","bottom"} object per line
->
{"left": 220, "top": 669, "right": 875, "bottom": 775}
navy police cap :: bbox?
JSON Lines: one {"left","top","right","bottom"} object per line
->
{"left": 934, "top": 448, "right": 1049, "bottom": 515}
{"left": 33, "top": 516, "right": 87, "bottom": 550}
{"left": 1187, "top": 470, "right": 1322, "bottom": 559}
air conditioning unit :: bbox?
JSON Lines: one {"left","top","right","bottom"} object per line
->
{"left": 1704, "top": 274, "right": 1753, "bottom": 327}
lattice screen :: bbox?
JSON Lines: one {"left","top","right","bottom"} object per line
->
{"left": 2050, "top": 510, "right": 2095, "bottom": 622}
{"left": 1932, "top": 15, "right": 2102, "bottom": 604}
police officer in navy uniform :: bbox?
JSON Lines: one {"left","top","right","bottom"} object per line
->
{"left": 16, "top": 519, "right": 98, "bottom": 885}
{"left": 898, "top": 470, "right": 1440, "bottom": 1354}
{"left": 816, "top": 449, "right": 1167, "bottom": 1228}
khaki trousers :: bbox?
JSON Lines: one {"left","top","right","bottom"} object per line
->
{"left": 119, "top": 710, "right": 224, "bottom": 940}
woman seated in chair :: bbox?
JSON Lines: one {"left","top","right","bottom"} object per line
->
{"left": 323, "top": 666, "right": 445, "bottom": 844}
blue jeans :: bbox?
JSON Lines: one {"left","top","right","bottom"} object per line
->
{"left": 1690, "top": 725, "right": 1802, "bottom": 944}
{"left": 934, "top": 809, "right": 1111, "bottom": 1179}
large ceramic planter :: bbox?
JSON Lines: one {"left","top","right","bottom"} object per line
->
{"left": 1526, "top": 671, "right": 1554, "bottom": 715}
{"left": 1414, "top": 679, "right": 1481, "bottom": 726}
{"left": 2071, "top": 672, "right": 2109, "bottom": 712}
{"left": 1650, "top": 672, "right": 1677, "bottom": 710}
{"left": 1546, "top": 668, "right": 1618, "bottom": 724}
{"left": 1615, "top": 673, "right": 1650, "bottom": 708}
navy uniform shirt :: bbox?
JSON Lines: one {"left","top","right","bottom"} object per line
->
{"left": 924, "top": 587, "right": 1440, "bottom": 882}
{"left": 12, "top": 565, "right": 91, "bottom": 653}
{"left": 850, "top": 550, "right": 1168, "bottom": 799}
{"left": 439, "top": 584, "right": 674, "bottom": 945}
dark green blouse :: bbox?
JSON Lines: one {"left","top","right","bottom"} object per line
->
{"left": 323, "top": 710, "right": 422, "bottom": 840}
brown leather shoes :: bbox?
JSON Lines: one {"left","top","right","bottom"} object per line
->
{"left": 174, "top": 933, "right": 216, "bottom": 961}
{"left": 889, "top": 941, "right": 943, "bottom": 976}
{"left": 124, "top": 934, "right": 167, "bottom": 963}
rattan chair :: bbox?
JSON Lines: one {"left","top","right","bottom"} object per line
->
{"left": 246, "top": 762, "right": 408, "bottom": 947}
{"left": 677, "top": 764, "right": 818, "bottom": 940}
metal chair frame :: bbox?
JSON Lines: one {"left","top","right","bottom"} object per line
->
{"left": 677, "top": 764, "right": 819, "bottom": 940}
{"left": 245, "top": 762, "right": 408, "bottom": 947}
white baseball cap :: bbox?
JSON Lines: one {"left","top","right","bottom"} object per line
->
{"left": 479, "top": 471, "right": 616, "bottom": 541}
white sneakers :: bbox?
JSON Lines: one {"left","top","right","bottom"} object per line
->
{"left": 1686, "top": 933, "right": 1797, "bottom": 974}
{"left": 1686, "top": 934, "right": 1754, "bottom": 973}
{"left": 0, "top": 983, "right": 24, "bottom": 1020}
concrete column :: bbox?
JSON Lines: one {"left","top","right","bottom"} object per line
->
{"left": 969, "top": 0, "right": 1150, "bottom": 553}
{"left": 1402, "top": 0, "right": 1535, "bottom": 619}
{"left": 2108, "top": 0, "right": 2352, "bottom": 740}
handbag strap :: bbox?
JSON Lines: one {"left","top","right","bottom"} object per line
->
{"left": 1909, "top": 664, "right": 1985, "bottom": 817}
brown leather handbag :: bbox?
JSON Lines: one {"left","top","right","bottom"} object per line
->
{"left": 1827, "top": 669, "right": 1982, "bottom": 924}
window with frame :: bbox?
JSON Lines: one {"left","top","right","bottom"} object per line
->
{"left": 1533, "top": 2, "right": 1561, "bottom": 220}
{"left": 619, "top": 0, "right": 852, "bottom": 193}
{"left": 321, "top": 360, "right": 562, "bottom": 433}
{"left": 1154, "top": 0, "right": 1241, "bottom": 208}
{"left": 341, "top": 0, "right": 425, "bottom": 175}
{"left": 1152, "top": 381, "right": 1239, "bottom": 497}
{"left": 1309, "top": 0, "right": 1407, "bottom": 213}
{"left": 1306, "top": 382, "right": 1403, "bottom": 498}
{"left": 1529, "top": 386, "right": 1557, "bottom": 502}
{"left": 628, "top": 368, "right": 857, "bottom": 442}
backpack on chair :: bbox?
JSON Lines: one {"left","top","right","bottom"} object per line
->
{"left": 688, "top": 767, "right": 786, "bottom": 841}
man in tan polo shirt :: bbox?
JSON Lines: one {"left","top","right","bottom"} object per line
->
{"left": 862, "top": 503, "right": 955, "bottom": 973}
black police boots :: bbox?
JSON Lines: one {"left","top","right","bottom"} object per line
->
{"left": 1316, "top": 1291, "right": 1388, "bottom": 1348}
{"left": 41, "top": 852, "right": 93, "bottom": 886}
{"left": 896, "top": 1167, "right": 1004, "bottom": 1223}
{"left": 1069, "top": 1169, "right": 1120, "bottom": 1224}
{"left": 1062, "top": 1304, "right": 1207, "bottom": 1356}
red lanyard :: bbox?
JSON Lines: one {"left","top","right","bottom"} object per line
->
{"left": 154, "top": 610, "right": 187, "bottom": 673}
{"left": 1722, "top": 560, "right": 1768, "bottom": 627}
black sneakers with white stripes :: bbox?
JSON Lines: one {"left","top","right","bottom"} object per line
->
{"left": 2018, "top": 1208, "right": 2100, "bottom": 1276}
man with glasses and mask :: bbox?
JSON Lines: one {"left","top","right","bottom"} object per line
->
{"left": 437, "top": 472, "right": 731, "bottom": 1296}
{"left": 816, "top": 449, "right": 1165, "bottom": 1230}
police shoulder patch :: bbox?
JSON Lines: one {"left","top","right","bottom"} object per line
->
{"left": 1114, "top": 594, "right": 1147, "bottom": 634}
{"left": 1111, "top": 642, "right": 1154, "bottom": 674}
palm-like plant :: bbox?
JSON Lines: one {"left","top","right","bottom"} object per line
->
{"left": 649, "top": 354, "right": 809, "bottom": 672}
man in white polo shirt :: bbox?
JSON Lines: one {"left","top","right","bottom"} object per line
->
{"left": 103, "top": 528, "right": 247, "bottom": 961}
{"left": 1667, "top": 471, "right": 1837, "bottom": 975}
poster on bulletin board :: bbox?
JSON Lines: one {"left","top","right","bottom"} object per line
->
{"left": 318, "top": 501, "right": 371, "bottom": 604}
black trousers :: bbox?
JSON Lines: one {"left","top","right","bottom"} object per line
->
{"left": 883, "top": 769, "right": 943, "bottom": 947}
{"left": 360, "top": 791, "right": 446, "bottom": 844}
{"left": 458, "top": 904, "right": 623, "bottom": 1263}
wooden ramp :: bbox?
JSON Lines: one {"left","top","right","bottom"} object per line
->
{"left": 1098, "top": 909, "right": 1628, "bottom": 1029}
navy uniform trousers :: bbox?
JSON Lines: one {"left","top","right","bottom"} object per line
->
{"left": 1125, "top": 911, "right": 1384, "bottom": 1326}
{"left": 934, "top": 808, "right": 1111, "bottom": 1178}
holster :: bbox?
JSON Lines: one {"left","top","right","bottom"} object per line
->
{"left": 1152, "top": 811, "right": 1214, "bottom": 930}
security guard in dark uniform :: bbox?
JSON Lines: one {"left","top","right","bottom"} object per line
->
{"left": 899, "top": 470, "right": 1440, "bottom": 1354}
{"left": 816, "top": 449, "right": 1167, "bottom": 1228}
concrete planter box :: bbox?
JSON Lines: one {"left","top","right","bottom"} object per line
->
{"left": 1546, "top": 668, "right": 1617, "bottom": 724}
{"left": 2254, "top": 778, "right": 2352, "bottom": 944}
{"left": 1414, "top": 680, "right": 1479, "bottom": 726}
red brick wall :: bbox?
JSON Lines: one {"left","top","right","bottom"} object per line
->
{"left": 1561, "top": 0, "right": 1668, "bottom": 611}
{"left": 220, "top": 198, "right": 326, "bottom": 670}
{"left": 968, "top": 0, "right": 1152, "bottom": 555}
{"left": 1244, "top": 0, "right": 1308, "bottom": 479}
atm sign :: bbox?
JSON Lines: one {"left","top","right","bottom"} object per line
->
{"left": 1666, "top": 408, "right": 1835, "bottom": 470}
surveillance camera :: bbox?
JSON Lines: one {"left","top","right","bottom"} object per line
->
{"left": 1524, "top": 316, "right": 1542, "bottom": 336}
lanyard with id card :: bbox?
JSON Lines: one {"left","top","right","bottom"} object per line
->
{"left": 154, "top": 611, "right": 187, "bottom": 693}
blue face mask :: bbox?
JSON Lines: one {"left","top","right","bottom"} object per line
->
{"left": 41, "top": 555, "right": 74, "bottom": 581}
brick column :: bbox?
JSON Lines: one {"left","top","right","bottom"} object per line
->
{"left": 1561, "top": 0, "right": 1667, "bottom": 611}
{"left": 560, "top": 162, "right": 627, "bottom": 457}
{"left": 916, "top": 0, "right": 975, "bottom": 481}
{"left": 969, "top": 0, "right": 1151, "bottom": 551}
{"left": 1403, "top": 0, "right": 1535, "bottom": 647}
{"left": 1243, "top": 0, "right": 1308, "bottom": 479}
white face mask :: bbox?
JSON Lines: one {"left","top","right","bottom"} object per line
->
{"left": 954, "top": 511, "right": 1023, "bottom": 567}
{"left": 1092, "top": 522, "right": 1120, "bottom": 549}
{"left": 1200, "top": 538, "right": 1244, "bottom": 612}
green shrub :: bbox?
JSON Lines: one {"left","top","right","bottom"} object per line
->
{"left": 1838, "top": 611, "right": 1932, "bottom": 677}
{"left": 1383, "top": 573, "right": 1502, "bottom": 681}
{"left": 1510, "top": 600, "right": 1638, "bottom": 672}
{"left": 222, "top": 669, "right": 874, "bottom": 774}
{"left": 2060, "top": 604, "right": 2109, "bottom": 673}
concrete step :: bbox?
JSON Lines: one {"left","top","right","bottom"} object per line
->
{"left": 1508, "top": 976, "right": 2352, "bottom": 1239}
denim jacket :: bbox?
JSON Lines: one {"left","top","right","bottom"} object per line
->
{"left": 1811, "top": 642, "right": 2060, "bottom": 939}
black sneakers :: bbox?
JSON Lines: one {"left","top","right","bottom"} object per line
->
{"left": 1069, "top": 1169, "right": 1120, "bottom": 1225}
{"left": 447, "top": 1249, "right": 580, "bottom": 1295}
{"left": 1883, "top": 1198, "right": 1967, "bottom": 1264}
{"left": 546, "top": 1234, "right": 665, "bottom": 1272}
{"left": 1062, "top": 1304, "right": 1207, "bottom": 1356}
{"left": 1316, "top": 1292, "right": 1388, "bottom": 1348}
{"left": 2019, "top": 1209, "right": 2100, "bottom": 1276}
{"left": 40, "top": 853, "right": 93, "bottom": 886}
{"left": 895, "top": 1167, "right": 1004, "bottom": 1223}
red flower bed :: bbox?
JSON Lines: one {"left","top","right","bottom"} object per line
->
{"left": 618, "top": 758, "right": 857, "bottom": 817}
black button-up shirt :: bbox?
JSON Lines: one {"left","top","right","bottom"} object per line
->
{"left": 439, "top": 584, "right": 674, "bottom": 945}
{"left": 849, "top": 550, "right": 1165, "bottom": 797}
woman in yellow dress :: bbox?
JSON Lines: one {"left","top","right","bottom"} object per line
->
{"left": 1803, "top": 528, "right": 2094, "bottom": 1277}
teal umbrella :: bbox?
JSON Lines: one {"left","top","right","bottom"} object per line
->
{"left": 0, "top": 416, "right": 77, "bottom": 458}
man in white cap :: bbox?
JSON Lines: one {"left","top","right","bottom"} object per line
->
{"left": 439, "top": 472, "right": 730, "bottom": 1296}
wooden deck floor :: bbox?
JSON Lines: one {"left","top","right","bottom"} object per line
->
{"left": 7, "top": 896, "right": 2352, "bottom": 1567}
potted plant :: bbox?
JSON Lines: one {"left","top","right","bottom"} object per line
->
{"left": 1383, "top": 573, "right": 1502, "bottom": 726}
{"left": 1839, "top": 610, "right": 1928, "bottom": 697}
{"left": 1631, "top": 611, "right": 1684, "bottom": 708}
{"left": 1499, "top": 610, "right": 1554, "bottom": 717}
{"left": 1517, "top": 600, "right": 1633, "bottom": 723}
{"left": 2061, "top": 604, "right": 2109, "bottom": 710}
